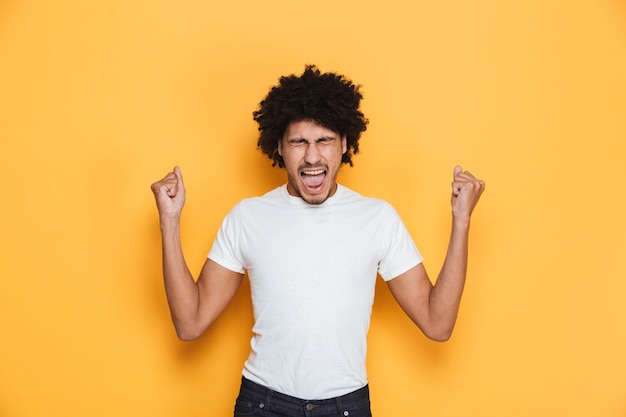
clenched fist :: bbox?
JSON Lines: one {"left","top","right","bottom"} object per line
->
{"left": 151, "top": 166, "right": 186, "bottom": 219}
{"left": 451, "top": 165, "right": 485, "bottom": 223}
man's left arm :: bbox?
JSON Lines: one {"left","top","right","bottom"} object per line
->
{"left": 387, "top": 166, "right": 485, "bottom": 341}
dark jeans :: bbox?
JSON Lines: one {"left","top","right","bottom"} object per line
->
{"left": 234, "top": 377, "right": 373, "bottom": 417}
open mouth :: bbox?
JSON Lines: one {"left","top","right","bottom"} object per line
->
{"left": 300, "top": 168, "right": 326, "bottom": 192}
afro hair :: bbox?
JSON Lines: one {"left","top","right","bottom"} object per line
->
{"left": 253, "top": 65, "right": 368, "bottom": 168}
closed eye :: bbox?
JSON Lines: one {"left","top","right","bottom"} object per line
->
{"left": 317, "top": 137, "right": 335, "bottom": 145}
{"left": 287, "top": 138, "right": 308, "bottom": 147}
{"left": 287, "top": 137, "right": 336, "bottom": 147}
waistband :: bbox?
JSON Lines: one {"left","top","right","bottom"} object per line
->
{"left": 239, "top": 376, "right": 370, "bottom": 413}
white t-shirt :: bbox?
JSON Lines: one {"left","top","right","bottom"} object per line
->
{"left": 208, "top": 184, "right": 423, "bottom": 399}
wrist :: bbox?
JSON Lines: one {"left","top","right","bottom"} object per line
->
{"left": 451, "top": 215, "right": 471, "bottom": 231}
{"left": 159, "top": 213, "right": 182, "bottom": 231}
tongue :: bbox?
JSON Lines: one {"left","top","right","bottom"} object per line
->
{"left": 302, "top": 173, "right": 325, "bottom": 189}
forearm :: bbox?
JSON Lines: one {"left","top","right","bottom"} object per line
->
{"left": 388, "top": 166, "right": 483, "bottom": 341}
{"left": 160, "top": 217, "right": 202, "bottom": 339}
{"left": 428, "top": 218, "right": 470, "bottom": 340}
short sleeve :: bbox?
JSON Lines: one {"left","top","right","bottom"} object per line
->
{"left": 377, "top": 203, "right": 423, "bottom": 281}
{"left": 207, "top": 204, "right": 246, "bottom": 274}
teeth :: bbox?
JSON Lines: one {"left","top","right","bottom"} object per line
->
{"left": 302, "top": 170, "right": 324, "bottom": 176}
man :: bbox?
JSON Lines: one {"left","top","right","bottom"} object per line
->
{"left": 151, "top": 65, "right": 485, "bottom": 417}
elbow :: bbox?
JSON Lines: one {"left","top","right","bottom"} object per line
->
{"left": 426, "top": 331, "right": 452, "bottom": 343}
{"left": 173, "top": 321, "right": 208, "bottom": 341}
{"left": 172, "top": 312, "right": 216, "bottom": 341}
{"left": 176, "top": 329, "right": 202, "bottom": 341}
{"left": 409, "top": 315, "right": 455, "bottom": 342}
{"left": 422, "top": 325, "right": 454, "bottom": 342}
{"left": 418, "top": 312, "right": 458, "bottom": 342}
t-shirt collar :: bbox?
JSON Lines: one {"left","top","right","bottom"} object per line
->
{"left": 280, "top": 184, "right": 344, "bottom": 207}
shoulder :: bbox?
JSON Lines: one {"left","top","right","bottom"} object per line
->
{"left": 224, "top": 186, "right": 286, "bottom": 219}
{"left": 337, "top": 185, "right": 396, "bottom": 212}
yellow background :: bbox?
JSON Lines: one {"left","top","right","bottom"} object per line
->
{"left": 1, "top": 0, "right": 625, "bottom": 416}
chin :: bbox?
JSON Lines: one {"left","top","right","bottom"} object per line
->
{"left": 301, "top": 193, "right": 329, "bottom": 205}
{"left": 288, "top": 177, "right": 336, "bottom": 205}
{"left": 300, "top": 187, "right": 332, "bottom": 205}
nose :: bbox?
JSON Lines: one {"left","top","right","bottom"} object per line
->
{"left": 304, "top": 142, "right": 321, "bottom": 164}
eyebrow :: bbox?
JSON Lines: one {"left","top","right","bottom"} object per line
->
{"left": 287, "top": 136, "right": 336, "bottom": 144}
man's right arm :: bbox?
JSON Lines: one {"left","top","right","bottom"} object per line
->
{"left": 152, "top": 167, "right": 243, "bottom": 341}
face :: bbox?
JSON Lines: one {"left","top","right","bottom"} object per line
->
{"left": 278, "top": 120, "right": 347, "bottom": 205}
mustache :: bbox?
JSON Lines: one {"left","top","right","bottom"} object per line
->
{"left": 298, "top": 163, "right": 328, "bottom": 171}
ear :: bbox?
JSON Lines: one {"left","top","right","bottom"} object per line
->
{"left": 277, "top": 137, "right": 283, "bottom": 156}
{"left": 341, "top": 135, "right": 347, "bottom": 154}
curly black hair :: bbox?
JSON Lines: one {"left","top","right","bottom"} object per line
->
{"left": 253, "top": 65, "right": 368, "bottom": 168}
